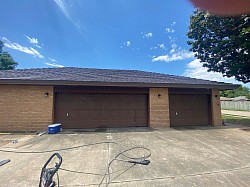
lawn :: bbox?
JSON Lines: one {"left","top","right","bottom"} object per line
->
{"left": 222, "top": 114, "right": 250, "bottom": 125}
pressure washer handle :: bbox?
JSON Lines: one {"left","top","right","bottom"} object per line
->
{"left": 42, "top": 153, "right": 62, "bottom": 171}
{"left": 39, "top": 153, "right": 63, "bottom": 187}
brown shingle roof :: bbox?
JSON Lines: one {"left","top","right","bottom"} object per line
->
{"left": 0, "top": 67, "right": 239, "bottom": 90}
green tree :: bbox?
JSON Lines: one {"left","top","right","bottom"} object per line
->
{"left": 0, "top": 40, "right": 18, "bottom": 70}
{"left": 0, "top": 40, "right": 3, "bottom": 53}
{"left": 220, "top": 85, "right": 250, "bottom": 99}
{"left": 187, "top": 10, "right": 250, "bottom": 83}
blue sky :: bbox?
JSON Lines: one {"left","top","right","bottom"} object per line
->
{"left": 0, "top": 0, "right": 248, "bottom": 86}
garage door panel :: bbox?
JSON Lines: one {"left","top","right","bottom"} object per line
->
{"left": 86, "top": 102, "right": 146, "bottom": 110}
{"left": 170, "top": 94, "right": 210, "bottom": 126}
{"left": 174, "top": 104, "right": 208, "bottom": 109}
{"left": 58, "top": 118, "right": 147, "bottom": 128}
{"left": 171, "top": 120, "right": 209, "bottom": 126}
{"left": 57, "top": 104, "right": 147, "bottom": 110}
{"left": 56, "top": 99, "right": 147, "bottom": 110}
{"left": 57, "top": 109, "right": 147, "bottom": 118}
{"left": 55, "top": 93, "right": 148, "bottom": 128}
{"left": 170, "top": 110, "right": 209, "bottom": 117}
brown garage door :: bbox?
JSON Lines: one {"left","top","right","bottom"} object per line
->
{"left": 169, "top": 94, "right": 210, "bottom": 126}
{"left": 55, "top": 93, "right": 148, "bottom": 128}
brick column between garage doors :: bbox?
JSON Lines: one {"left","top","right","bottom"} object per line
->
{"left": 149, "top": 88, "right": 170, "bottom": 128}
{"left": 0, "top": 85, "right": 54, "bottom": 132}
{"left": 211, "top": 89, "right": 222, "bottom": 126}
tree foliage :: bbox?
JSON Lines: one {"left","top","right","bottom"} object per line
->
{"left": 187, "top": 10, "right": 250, "bottom": 83}
{"left": 0, "top": 40, "right": 3, "bottom": 53}
{"left": 0, "top": 40, "right": 18, "bottom": 70}
{"left": 220, "top": 85, "right": 250, "bottom": 99}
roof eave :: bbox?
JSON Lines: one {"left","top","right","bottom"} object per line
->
{"left": 0, "top": 79, "right": 240, "bottom": 90}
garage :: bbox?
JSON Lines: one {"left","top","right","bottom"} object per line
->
{"left": 0, "top": 67, "right": 237, "bottom": 131}
{"left": 54, "top": 86, "right": 148, "bottom": 128}
{"left": 169, "top": 90, "right": 211, "bottom": 126}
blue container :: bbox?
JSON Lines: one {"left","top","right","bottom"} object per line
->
{"left": 48, "top": 124, "right": 62, "bottom": 134}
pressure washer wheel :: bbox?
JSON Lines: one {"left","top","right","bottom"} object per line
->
{"left": 39, "top": 153, "right": 62, "bottom": 187}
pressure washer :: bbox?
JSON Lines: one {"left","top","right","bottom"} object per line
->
{"left": 39, "top": 153, "right": 62, "bottom": 187}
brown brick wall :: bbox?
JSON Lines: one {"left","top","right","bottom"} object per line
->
{"left": 0, "top": 85, "right": 54, "bottom": 131}
{"left": 211, "top": 89, "right": 222, "bottom": 126}
{"left": 149, "top": 88, "right": 170, "bottom": 128}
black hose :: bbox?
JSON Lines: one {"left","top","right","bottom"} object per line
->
{"left": 0, "top": 141, "right": 117, "bottom": 154}
{"left": 98, "top": 146, "right": 151, "bottom": 187}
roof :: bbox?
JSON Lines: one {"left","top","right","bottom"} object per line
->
{"left": 0, "top": 67, "right": 239, "bottom": 90}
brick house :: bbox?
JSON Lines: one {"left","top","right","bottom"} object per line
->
{"left": 0, "top": 67, "right": 239, "bottom": 132}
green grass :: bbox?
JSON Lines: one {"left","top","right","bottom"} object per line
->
{"left": 222, "top": 114, "right": 250, "bottom": 125}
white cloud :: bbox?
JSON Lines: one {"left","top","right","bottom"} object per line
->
{"left": 152, "top": 55, "right": 170, "bottom": 62}
{"left": 158, "top": 43, "right": 166, "bottom": 50}
{"left": 151, "top": 44, "right": 166, "bottom": 51}
{"left": 126, "top": 41, "right": 131, "bottom": 47}
{"left": 152, "top": 39, "right": 193, "bottom": 63}
{"left": 166, "top": 28, "right": 175, "bottom": 33}
{"left": 2, "top": 37, "right": 44, "bottom": 58}
{"left": 150, "top": 46, "right": 158, "bottom": 50}
{"left": 54, "top": 0, "right": 80, "bottom": 30}
{"left": 48, "top": 57, "right": 57, "bottom": 62}
{"left": 45, "top": 62, "right": 64, "bottom": 68}
{"left": 26, "top": 36, "right": 38, "bottom": 44}
{"left": 144, "top": 32, "right": 153, "bottom": 38}
{"left": 170, "top": 43, "right": 177, "bottom": 54}
{"left": 35, "top": 44, "right": 42, "bottom": 48}
{"left": 171, "top": 21, "right": 176, "bottom": 26}
{"left": 152, "top": 50, "right": 194, "bottom": 63}
{"left": 26, "top": 35, "right": 42, "bottom": 48}
{"left": 183, "top": 59, "right": 247, "bottom": 85}
{"left": 170, "top": 49, "right": 175, "bottom": 54}
{"left": 166, "top": 22, "right": 176, "bottom": 33}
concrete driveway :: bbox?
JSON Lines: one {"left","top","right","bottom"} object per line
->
{"left": 0, "top": 125, "right": 250, "bottom": 187}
